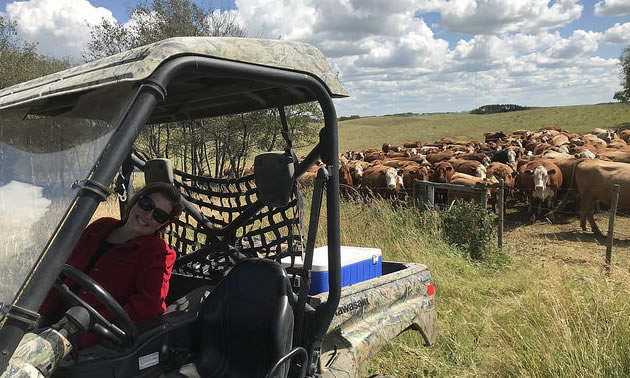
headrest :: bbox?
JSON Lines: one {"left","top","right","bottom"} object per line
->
{"left": 144, "top": 158, "right": 174, "bottom": 184}
{"left": 254, "top": 152, "right": 295, "bottom": 207}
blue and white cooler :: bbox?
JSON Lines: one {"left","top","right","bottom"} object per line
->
{"left": 282, "top": 246, "right": 382, "bottom": 295}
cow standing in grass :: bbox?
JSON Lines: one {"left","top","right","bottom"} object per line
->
{"left": 575, "top": 159, "right": 630, "bottom": 236}
{"left": 517, "top": 160, "right": 563, "bottom": 223}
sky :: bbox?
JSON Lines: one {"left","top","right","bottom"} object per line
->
{"left": 0, "top": 0, "right": 629, "bottom": 116}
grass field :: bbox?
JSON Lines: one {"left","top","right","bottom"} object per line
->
{"left": 331, "top": 103, "right": 630, "bottom": 154}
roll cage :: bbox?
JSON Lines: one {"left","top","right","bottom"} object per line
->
{"left": 0, "top": 42, "right": 344, "bottom": 377}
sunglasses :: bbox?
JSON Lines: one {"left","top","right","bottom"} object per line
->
{"left": 136, "top": 195, "right": 171, "bottom": 224}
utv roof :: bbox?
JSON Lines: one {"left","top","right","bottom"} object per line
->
{"left": 0, "top": 37, "right": 348, "bottom": 120}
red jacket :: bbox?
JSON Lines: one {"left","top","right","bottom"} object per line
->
{"left": 40, "top": 217, "right": 177, "bottom": 347}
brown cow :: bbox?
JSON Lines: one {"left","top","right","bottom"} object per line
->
{"left": 345, "top": 160, "right": 365, "bottom": 186}
{"left": 364, "top": 151, "right": 386, "bottom": 162}
{"left": 551, "top": 134, "right": 569, "bottom": 146}
{"left": 360, "top": 165, "right": 403, "bottom": 201}
{"left": 547, "top": 158, "right": 583, "bottom": 213}
{"left": 339, "top": 164, "right": 354, "bottom": 198}
{"left": 399, "top": 163, "right": 429, "bottom": 193}
{"left": 484, "top": 131, "right": 506, "bottom": 143}
{"left": 575, "top": 159, "right": 630, "bottom": 235}
{"left": 486, "top": 162, "right": 516, "bottom": 212}
{"left": 298, "top": 171, "right": 317, "bottom": 187}
{"left": 450, "top": 159, "right": 486, "bottom": 178}
{"left": 608, "top": 139, "right": 628, "bottom": 149}
{"left": 517, "top": 160, "right": 563, "bottom": 222}
{"left": 620, "top": 130, "right": 630, "bottom": 143}
{"left": 456, "top": 152, "right": 491, "bottom": 166}
{"left": 447, "top": 173, "right": 498, "bottom": 205}
{"left": 599, "top": 150, "right": 630, "bottom": 163}
{"left": 426, "top": 150, "right": 454, "bottom": 164}
{"left": 429, "top": 161, "right": 454, "bottom": 183}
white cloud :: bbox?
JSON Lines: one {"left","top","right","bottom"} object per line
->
{"left": 5, "top": 0, "right": 116, "bottom": 61}
{"left": 234, "top": 0, "right": 621, "bottom": 115}
{"left": 601, "top": 22, "right": 630, "bottom": 44}
{"left": 416, "top": 0, "right": 583, "bottom": 34}
{"left": 548, "top": 30, "right": 599, "bottom": 59}
{"left": 594, "top": 0, "right": 630, "bottom": 16}
{"left": 1, "top": 0, "right": 623, "bottom": 116}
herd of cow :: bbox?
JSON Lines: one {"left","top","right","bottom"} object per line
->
{"left": 298, "top": 127, "right": 630, "bottom": 236}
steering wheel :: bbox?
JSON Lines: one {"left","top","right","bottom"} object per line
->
{"left": 53, "top": 264, "right": 138, "bottom": 347}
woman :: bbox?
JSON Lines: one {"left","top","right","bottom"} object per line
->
{"left": 40, "top": 182, "right": 184, "bottom": 348}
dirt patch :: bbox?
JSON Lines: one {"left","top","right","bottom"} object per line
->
{"left": 503, "top": 204, "right": 630, "bottom": 272}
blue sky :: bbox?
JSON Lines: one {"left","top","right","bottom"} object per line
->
{"left": 1, "top": 0, "right": 629, "bottom": 116}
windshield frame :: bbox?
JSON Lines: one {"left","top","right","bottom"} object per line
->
{"left": 0, "top": 56, "right": 340, "bottom": 374}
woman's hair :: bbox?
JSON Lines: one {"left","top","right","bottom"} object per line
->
{"left": 123, "top": 183, "right": 184, "bottom": 230}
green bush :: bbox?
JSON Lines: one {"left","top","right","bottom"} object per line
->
{"left": 439, "top": 201, "right": 498, "bottom": 260}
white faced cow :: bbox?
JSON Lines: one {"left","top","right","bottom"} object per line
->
{"left": 519, "top": 161, "right": 564, "bottom": 223}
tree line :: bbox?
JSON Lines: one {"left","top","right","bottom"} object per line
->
{"left": 470, "top": 104, "right": 531, "bottom": 114}
{"left": 0, "top": 0, "right": 321, "bottom": 178}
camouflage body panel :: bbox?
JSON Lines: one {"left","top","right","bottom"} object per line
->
{"left": 0, "top": 37, "right": 348, "bottom": 111}
{"left": 311, "top": 262, "right": 438, "bottom": 378}
{"left": 0, "top": 329, "right": 72, "bottom": 378}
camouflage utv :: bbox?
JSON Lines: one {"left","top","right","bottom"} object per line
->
{"left": 0, "top": 37, "right": 437, "bottom": 378}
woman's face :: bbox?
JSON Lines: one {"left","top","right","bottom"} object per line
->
{"left": 126, "top": 192, "right": 174, "bottom": 236}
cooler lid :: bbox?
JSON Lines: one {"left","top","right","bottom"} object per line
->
{"left": 281, "top": 246, "right": 382, "bottom": 272}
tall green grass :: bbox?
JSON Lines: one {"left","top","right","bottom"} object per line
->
{"left": 302, "top": 194, "right": 630, "bottom": 377}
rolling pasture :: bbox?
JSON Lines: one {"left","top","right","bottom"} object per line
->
{"left": 329, "top": 103, "right": 630, "bottom": 377}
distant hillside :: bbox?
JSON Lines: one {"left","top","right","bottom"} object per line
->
{"left": 330, "top": 103, "right": 630, "bottom": 154}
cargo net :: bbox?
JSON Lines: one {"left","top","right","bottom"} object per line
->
{"left": 165, "top": 169, "right": 305, "bottom": 284}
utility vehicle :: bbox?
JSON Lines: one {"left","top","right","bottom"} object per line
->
{"left": 0, "top": 37, "right": 437, "bottom": 378}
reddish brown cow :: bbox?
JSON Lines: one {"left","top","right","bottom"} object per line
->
{"left": 364, "top": 151, "right": 385, "bottom": 162}
{"left": 620, "top": 130, "right": 630, "bottom": 143}
{"left": 339, "top": 164, "right": 354, "bottom": 197}
{"left": 345, "top": 160, "right": 365, "bottom": 186}
{"left": 450, "top": 159, "right": 486, "bottom": 178}
{"left": 486, "top": 162, "right": 516, "bottom": 212}
{"left": 426, "top": 150, "right": 454, "bottom": 164}
{"left": 533, "top": 143, "right": 553, "bottom": 156}
{"left": 457, "top": 152, "right": 491, "bottom": 165}
{"left": 399, "top": 163, "right": 429, "bottom": 193}
{"left": 404, "top": 142, "right": 420, "bottom": 148}
{"left": 484, "top": 131, "right": 506, "bottom": 143}
{"left": 517, "top": 160, "right": 563, "bottom": 222}
{"left": 429, "top": 161, "right": 455, "bottom": 183}
{"left": 360, "top": 165, "right": 403, "bottom": 201}
{"left": 447, "top": 173, "right": 498, "bottom": 205}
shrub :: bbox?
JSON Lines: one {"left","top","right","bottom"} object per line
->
{"left": 439, "top": 201, "right": 498, "bottom": 260}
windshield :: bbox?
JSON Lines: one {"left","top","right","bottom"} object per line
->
{"left": 0, "top": 86, "right": 133, "bottom": 312}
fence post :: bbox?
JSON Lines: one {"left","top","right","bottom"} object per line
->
{"left": 606, "top": 184, "right": 620, "bottom": 266}
{"left": 480, "top": 184, "right": 488, "bottom": 209}
{"left": 427, "top": 184, "right": 435, "bottom": 206}
{"left": 498, "top": 179, "right": 504, "bottom": 249}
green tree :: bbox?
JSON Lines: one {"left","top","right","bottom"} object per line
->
{"left": 614, "top": 46, "right": 630, "bottom": 103}
{"left": 84, "top": 0, "right": 322, "bottom": 177}
{"left": 0, "top": 16, "right": 70, "bottom": 89}
{"left": 83, "top": 0, "right": 245, "bottom": 61}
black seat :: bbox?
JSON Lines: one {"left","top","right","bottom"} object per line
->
{"left": 195, "top": 258, "right": 298, "bottom": 378}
